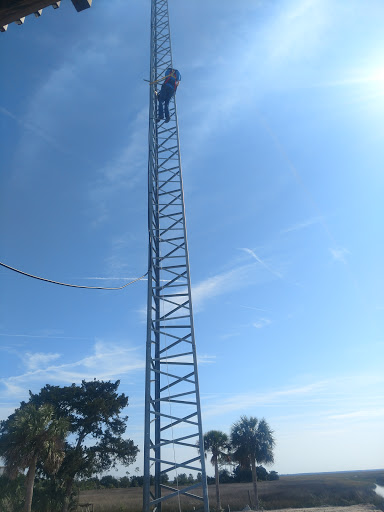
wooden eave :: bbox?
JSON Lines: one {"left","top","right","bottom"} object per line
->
{"left": 0, "top": 0, "right": 92, "bottom": 32}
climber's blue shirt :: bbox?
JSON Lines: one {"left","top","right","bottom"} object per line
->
{"left": 164, "top": 68, "right": 181, "bottom": 91}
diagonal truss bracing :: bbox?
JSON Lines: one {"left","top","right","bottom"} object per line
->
{"left": 143, "top": 1, "right": 209, "bottom": 511}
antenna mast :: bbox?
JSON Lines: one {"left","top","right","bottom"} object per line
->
{"left": 143, "top": 1, "right": 210, "bottom": 511}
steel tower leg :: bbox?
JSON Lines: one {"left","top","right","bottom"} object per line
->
{"left": 143, "top": 1, "right": 209, "bottom": 512}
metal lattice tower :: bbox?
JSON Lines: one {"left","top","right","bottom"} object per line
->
{"left": 143, "top": 1, "right": 210, "bottom": 511}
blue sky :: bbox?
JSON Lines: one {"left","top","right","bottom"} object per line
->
{"left": 0, "top": 0, "right": 383, "bottom": 476}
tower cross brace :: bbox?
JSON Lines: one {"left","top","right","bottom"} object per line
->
{"left": 143, "top": 1, "right": 210, "bottom": 511}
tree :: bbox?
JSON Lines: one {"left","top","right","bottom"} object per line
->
{"left": 203, "top": 430, "right": 231, "bottom": 511}
{"left": 232, "top": 464, "right": 252, "bottom": 483}
{"left": 28, "top": 380, "right": 139, "bottom": 512}
{"left": 219, "top": 468, "right": 233, "bottom": 483}
{"left": 173, "top": 472, "right": 188, "bottom": 485}
{"left": 0, "top": 403, "right": 68, "bottom": 512}
{"left": 119, "top": 475, "right": 131, "bottom": 488}
{"left": 0, "top": 473, "right": 25, "bottom": 512}
{"left": 100, "top": 474, "right": 119, "bottom": 488}
{"left": 160, "top": 473, "right": 169, "bottom": 484}
{"left": 233, "top": 464, "right": 273, "bottom": 483}
{"left": 256, "top": 465, "right": 268, "bottom": 481}
{"left": 230, "top": 416, "right": 275, "bottom": 510}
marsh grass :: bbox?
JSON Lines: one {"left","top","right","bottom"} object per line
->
{"left": 78, "top": 470, "right": 384, "bottom": 512}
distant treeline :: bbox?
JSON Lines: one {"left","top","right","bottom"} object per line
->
{"left": 76, "top": 465, "right": 279, "bottom": 490}
{"left": 210, "top": 466, "right": 279, "bottom": 484}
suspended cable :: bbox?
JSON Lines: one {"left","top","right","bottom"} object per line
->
{"left": 0, "top": 261, "right": 148, "bottom": 290}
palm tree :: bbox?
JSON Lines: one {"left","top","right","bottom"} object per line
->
{"left": 230, "top": 416, "right": 275, "bottom": 510}
{"left": 203, "top": 430, "right": 231, "bottom": 511}
{"left": 0, "top": 403, "right": 68, "bottom": 512}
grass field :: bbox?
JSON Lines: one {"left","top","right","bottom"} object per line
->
{"left": 78, "top": 470, "right": 384, "bottom": 512}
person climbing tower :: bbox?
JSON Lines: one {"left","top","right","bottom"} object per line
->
{"left": 155, "top": 68, "right": 181, "bottom": 123}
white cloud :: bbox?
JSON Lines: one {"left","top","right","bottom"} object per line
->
{"left": 0, "top": 333, "right": 90, "bottom": 340}
{"left": 253, "top": 318, "right": 272, "bottom": 329}
{"left": 201, "top": 373, "right": 384, "bottom": 426}
{"left": 219, "top": 332, "right": 241, "bottom": 340}
{"left": 81, "top": 341, "right": 144, "bottom": 376}
{"left": 240, "top": 248, "right": 283, "bottom": 279}
{"left": 281, "top": 216, "right": 324, "bottom": 234}
{"left": 327, "top": 409, "right": 384, "bottom": 421}
{"left": 182, "top": 0, "right": 331, "bottom": 149}
{"left": 197, "top": 354, "right": 216, "bottom": 365}
{"left": 23, "top": 352, "right": 61, "bottom": 370}
{"left": 139, "top": 261, "right": 263, "bottom": 315}
{"left": 0, "top": 341, "right": 145, "bottom": 400}
{"left": 0, "top": 406, "right": 21, "bottom": 422}
{"left": 6, "top": 57, "right": 99, "bottom": 182}
{"left": 138, "top": 255, "right": 279, "bottom": 319}
{"left": 102, "top": 233, "right": 141, "bottom": 277}
{"left": 239, "top": 305, "right": 269, "bottom": 312}
{"left": 0, "top": 105, "right": 66, "bottom": 156}
{"left": 313, "top": 64, "right": 384, "bottom": 90}
{"left": 89, "top": 108, "right": 147, "bottom": 226}
{"left": 330, "top": 247, "right": 350, "bottom": 264}
{"left": 6, "top": 31, "right": 145, "bottom": 225}
{"left": 202, "top": 381, "right": 329, "bottom": 419}
{"left": 266, "top": 0, "right": 330, "bottom": 64}
{"left": 191, "top": 263, "right": 261, "bottom": 311}
{"left": 2, "top": 382, "right": 25, "bottom": 399}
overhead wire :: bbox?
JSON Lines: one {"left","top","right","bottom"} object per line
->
{"left": 0, "top": 261, "right": 148, "bottom": 290}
